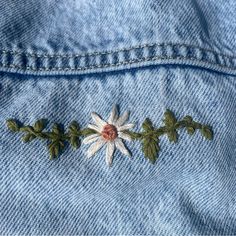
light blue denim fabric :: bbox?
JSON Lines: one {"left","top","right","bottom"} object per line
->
{"left": 0, "top": 0, "right": 236, "bottom": 235}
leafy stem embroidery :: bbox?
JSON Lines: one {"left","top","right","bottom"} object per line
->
{"left": 6, "top": 119, "right": 96, "bottom": 159}
{"left": 6, "top": 108, "right": 213, "bottom": 165}
{"left": 124, "top": 109, "right": 213, "bottom": 163}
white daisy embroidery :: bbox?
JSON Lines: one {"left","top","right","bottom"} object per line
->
{"left": 83, "top": 105, "right": 135, "bottom": 166}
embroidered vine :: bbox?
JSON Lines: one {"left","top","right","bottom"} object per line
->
{"left": 6, "top": 119, "right": 96, "bottom": 159}
{"left": 124, "top": 109, "right": 213, "bottom": 163}
{"left": 6, "top": 107, "right": 213, "bottom": 165}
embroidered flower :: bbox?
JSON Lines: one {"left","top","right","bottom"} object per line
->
{"left": 83, "top": 105, "right": 135, "bottom": 166}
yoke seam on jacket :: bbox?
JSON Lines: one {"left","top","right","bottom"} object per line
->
{"left": 0, "top": 42, "right": 236, "bottom": 59}
{"left": 1, "top": 43, "right": 236, "bottom": 75}
{"left": 1, "top": 56, "right": 236, "bottom": 71}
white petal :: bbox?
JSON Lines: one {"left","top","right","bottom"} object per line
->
{"left": 87, "top": 138, "right": 106, "bottom": 158}
{"left": 115, "top": 138, "right": 131, "bottom": 157}
{"left": 83, "top": 134, "right": 100, "bottom": 144}
{"left": 108, "top": 105, "right": 118, "bottom": 124}
{"left": 88, "top": 124, "right": 102, "bottom": 133}
{"left": 105, "top": 141, "right": 115, "bottom": 166}
{"left": 115, "top": 111, "right": 129, "bottom": 127}
{"left": 91, "top": 112, "right": 107, "bottom": 128}
{"left": 118, "top": 132, "right": 132, "bottom": 141}
{"left": 117, "top": 123, "right": 135, "bottom": 131}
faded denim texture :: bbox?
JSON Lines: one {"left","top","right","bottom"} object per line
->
{"left": 0, "top": 0, "right": 236, "bottom": 235}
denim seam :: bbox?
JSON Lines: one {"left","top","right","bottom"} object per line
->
{"left": 0, "top": 43, "right": 236, "bottom": 74}
{"left": 0, "top": 42, "right": 235, "bottom": 59}
{"left": 1, "top": 56, "right": 236, "bottom": 71}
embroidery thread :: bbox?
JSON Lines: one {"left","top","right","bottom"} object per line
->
{"left": 6, "top": 119, "right": 96, "bottom": 159}
{"left": 125, "top": 109, "right": 213, "bottom": 163}
{"left": 6, "top": 105, "right": 213, "bottom": 166}
{"left": 83, "top": 106, "right": 134, "bottom": 166}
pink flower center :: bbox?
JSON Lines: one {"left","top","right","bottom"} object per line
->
{"left": 101, "top": 124, "right": 118, "bottom": 141}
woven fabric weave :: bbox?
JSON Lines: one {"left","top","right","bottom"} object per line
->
{"left": 0, "top": 0, "right": 236, "bottom": 235}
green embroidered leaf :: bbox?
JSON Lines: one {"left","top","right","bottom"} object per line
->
{"left": 68, "top": 121, "right": 80, "bottom": 134}
{"left": 167, "top": 130, "right": 178, "bottom": 143}
{"left": 154, "top": 128, "right": 166, "bottom": 136}
{"left": 124, "top": 130, "right": 142, "bottom": 140}
{"left": 20, "top": 126, "right": 34, "bottom": 132}
{"left": 163, "top": 110, "right": 178, "bottom": 142}
{"left": 21, "top": 133, "right": 35, "bottom": 143}
{"left": 186, "top": 126, "right": 195, "bottom": 135}
{"left": 81, "top": 128, "right": 97, "bottom": 136}
{"left": 68, "top": 121, "right": 81, "bottom": 149}
{"left": 142, "top": 137, "right": 160, "bottom": 164}
{"left": 34, "top": 119, "right": 47, "bottom": 132}
{"left": 201, "top": 126, "right": 213, "bottom": 140}
{"left": 142, "top": 118, "right": 154, "bottom": 131}
{"left": 59, "top": 140, "right": 65, "bottom": 150}
{"left": 70, "top": 136, "right": 80, "bottom": 150}
{"left": 163, "top": 109, "right": 177, "bottom": 127}
{"left": 48, "top": 142, "right": 59, "bottom": 159}
{"left": 48, "top": 141, "right": 65, "bottom": 159}
{"left": 183, "top": 116, "right": 193, "bottom": 124}
{"left": 52, "top": 123, "right": 63, "bottom": 135}
{"left": 6, "top": 119, "right": 20, "bottom": 132}
{"left": 46, "top": 132, "right": 57, "bottom": 140}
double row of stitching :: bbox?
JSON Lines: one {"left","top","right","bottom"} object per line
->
{"left": 1, "top": 56, "right": 236, "bottom": 72}
{"left": 1, "top": 42, "right": 236, "bottom": 59}
{"left": 0, "top": 43, "right": 236, "bottom": 75}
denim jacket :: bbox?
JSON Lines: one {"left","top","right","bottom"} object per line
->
{"left": 0, "top": 0, "right": 236, "bottom": 235}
